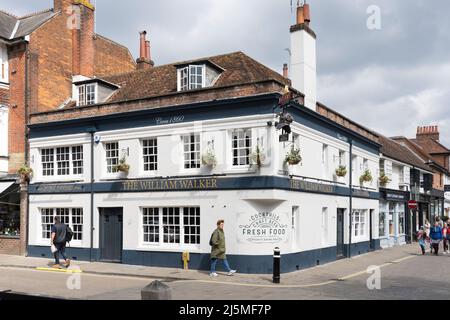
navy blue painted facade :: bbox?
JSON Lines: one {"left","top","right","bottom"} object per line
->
{"left": 28, "top": 241, "right": 381, "bottom": 274}
{"left": 29, "top": 176, "right": 380, "bottom": 200}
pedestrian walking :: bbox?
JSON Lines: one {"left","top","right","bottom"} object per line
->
{"left": 51, "top": 216, "right": 72, "bottom": 268}
{"left": 444, "top": 222, "right": 450, "bottom": 255}
{"left": 417, "top": 227, "right": 427, "bottom": 255}
{"left": 209, "top": 219, "right": 237, "bottom": 277}
{"left": 424, "top": 219, "right": 432, "bottom": 254}
{"left": 429, "top": 221, "right": 443, "bottom": 256}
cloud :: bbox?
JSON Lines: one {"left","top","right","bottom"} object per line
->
{"left": 2, "top": 0, "right": 450, "bottom": 145}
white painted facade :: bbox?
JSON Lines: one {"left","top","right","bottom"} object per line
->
{"left": 290, "top": 27, "right": 317, "bottom": 110}
{"left": 0, "top": 43, "right": 8, "bottom": 84}
{"left": 378, "top": 157, "right": 411, "bottom": 248}
{"left": 0, "top": 105, "right": 8, "bottom": 175}
{"left": 28, "top": 113, "right": 380, "bottom": 271}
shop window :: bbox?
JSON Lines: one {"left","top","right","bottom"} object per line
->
{"left": 40, "top": 208, "right": 84, "bottom": 241}
{"left": 142, "top": 207, "right": 200, "bottom": 246}
{"left": 398, "top": 211, "right": 405, "bottom": 235}
{"left": 352, "top": 210, "right": 366, "bottom": 238}
{"left": 379, "top": 210, "right": 386, "bottom": 237}
{"left": 389, "top": 203, "right": 395, "bottom": 236}
{"left": 232, "top": 129, "right": 252, "bottom": 167}
{"left": 0, "top": 186, "right": 20, "bottom": 236}
{"left": 183, "top": 134, "right": 201, "bottom": 169}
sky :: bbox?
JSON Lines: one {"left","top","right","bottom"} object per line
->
{"left": 3, "top": 0, "right": 450, "bottom": 145}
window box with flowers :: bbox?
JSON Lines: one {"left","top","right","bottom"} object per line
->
{"left": 359, "top": 169, "right": 373, "bottom": 185}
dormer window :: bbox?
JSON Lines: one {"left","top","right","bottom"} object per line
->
{"left": 178, "top": 65, "right": 205, "bottom": 91}
{"left": 73, "top": 78, "right": 119, "bottom": 107}
{"left": 176, "top": 61, "right": 223, "bottom": 92}
{"left": 77, "top": 83, "right": 96, "bottom": 106}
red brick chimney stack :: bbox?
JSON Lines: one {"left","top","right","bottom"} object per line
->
{"left": 417, "top": 125, "right": 440, "bottom": 142}
{"left": 296, "top": 5, "right": 305, "bottom": 25}
{"left": 137, "top": 31, "right": 154, "bottom": 70}
{"left": 303, "top": 3, "right": 311, "bottom": 26}
{"left": 283, "top": 63, "right": 289, "bottom": 78}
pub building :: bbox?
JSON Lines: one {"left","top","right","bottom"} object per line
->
{"left": 25, "top": 4, "right": 384, "bottom": 273}
{"left": 377, "top": 136, "right": 434, "bottom": 247}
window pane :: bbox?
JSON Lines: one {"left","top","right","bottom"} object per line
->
{"left": 183, "top": 134, "right": 200, "bottom": 169}
{"left": 41, "top": 149, "right": 54, "bottom": 176}
{"left": 143, "top": 139, "right": 158, "bottom": 172}
{"left": 105, "top": 142, "right": 119, "bottom": 173}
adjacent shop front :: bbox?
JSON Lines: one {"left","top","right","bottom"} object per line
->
{"left": 0, "top": 179, "right": 20, "bottom": 255}
{"left": 379, "top": 188, "right": 409, "bottom": 248}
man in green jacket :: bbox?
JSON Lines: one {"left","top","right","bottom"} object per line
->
{"left": 210, "top": 219, "right": 237, "bottom": 277}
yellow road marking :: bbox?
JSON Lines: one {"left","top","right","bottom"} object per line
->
{"left": 36, "top": 267, "right": 83, "bottom": 274}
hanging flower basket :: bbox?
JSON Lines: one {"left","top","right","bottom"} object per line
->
{"left": 202, "top": 151, "right": 217, "bottom": 168}
{"left": 250, "top": 146, "right": 266, "bottom": 168}
{"left": 285, "top": 147, "right": 302, "bottom": 166}
{"left": 379, "top": 174, "right": 391, "bottom": 186}
{"left": 359, "top": 169, "right": 373, "bottom": 184}
{"left": 17, "top": 164, "right": 33, "bottom": 182}
{"left": 114, "top": 157, "right": 130, "bottom": 173}
{"left": 335, "top": 166, "right": 348, "bottom": 178}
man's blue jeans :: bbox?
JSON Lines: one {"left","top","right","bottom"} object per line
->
{"left": 54, "top": 243, "right": 68, "bottom": 265}
{"left": 210, "top": 258, "right": 231, "bottom": 273}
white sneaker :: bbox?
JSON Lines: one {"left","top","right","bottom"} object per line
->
{"left": 444, "top": 252, "right": 448, "bottom": 255}
{"left": 209, "top": 272, "right": 218, "bottom": 277}
{"left": 227, "top": 270, "right": 237, "bottom": 276}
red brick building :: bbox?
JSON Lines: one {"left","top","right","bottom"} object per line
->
{"left": 0, "top": 0, "right": 136, "bottom": 255}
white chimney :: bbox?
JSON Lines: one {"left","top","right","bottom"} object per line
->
{"left": 290, "top": 3, "right": 317, "bottom": 110}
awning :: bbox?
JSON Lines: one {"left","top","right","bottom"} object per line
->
{"left": 0, "top": 181, "right": 15, "bottom": 194}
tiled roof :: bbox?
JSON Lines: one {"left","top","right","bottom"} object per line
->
{"left": 103, "top": 51, "right": 291, "bottom": 103}
{"left": 0, "top": 9, "right": 56, "bottom": 40}
{"left": 379, "top": 135, "right": 432, "bottom": 172}
{"left": 411, "top": 137, "right": 450, "bottom": 154}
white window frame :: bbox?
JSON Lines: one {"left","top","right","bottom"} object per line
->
{"left": 352, "top": 210, "right": 367, "bottom": 239}
{"left": 104, "top": 142, "right": 120, "bottom": 175}
{"left": 77, "top": 83, "right": 97, "bottom": 106}
{"left": 0, "top": 44, "right": 8, "bottom": 83}
{"left": 321, "top": 207, "right": 328, "bottom": 245}
{"left": 177, "top": 64, "right": 206, "bottom": 92}
{"left": 39, "top": 208, "right": 84, "bottom": 246}
{"left": 141, "top": 138, "right": 158, "bottom": 175}
{"left": 338, "top": 150, "right": 346, "bottom": 167}
{"left": 181, "top": 133, "right": 201, "bottom": 172}
{"left": 231, "top": 128, "right": 253, "bottom": 168}
{"left": 39, "top": 145, "right": 84, "bottom": 180}
{"left": 140, "top": 207, "right": 200, "bottom": 251}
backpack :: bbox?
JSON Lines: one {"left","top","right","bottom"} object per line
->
{"left": 209, "top": 231, "right": 215, "bottom": 246}
{"left": 66, "top": 226, "right": 74, "bottom": 243}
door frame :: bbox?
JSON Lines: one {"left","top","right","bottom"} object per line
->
{"left": 99, "top": 207, "right": 123, "bottom": 263}
{"left": 336, "top": 208, "right": 346, "bottom": 259}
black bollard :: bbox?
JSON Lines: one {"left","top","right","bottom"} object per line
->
{"left": 273, "top": 247, "right": 281, "bottom": 284}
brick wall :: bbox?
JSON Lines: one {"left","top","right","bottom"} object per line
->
{"left": 0, "top": 237, "right": 20, "bottom": 255}
{"left": 7, "top": 44, "right": 26, "bottom": 174}
{"left": 0, "top": 87, "right": 9, "bottom": 105}
{"left": 30, "top": 81, "right": 285, "bottom": 124}
{"left": 29, "top": 11, "right": 73, "bottom": 114}
{"left": 94, "top": 35, "right": 136, "bottom": 77}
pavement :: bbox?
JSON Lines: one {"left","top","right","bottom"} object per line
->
{"left": 0, "top": 243, "right": 449, "bottom": 300}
